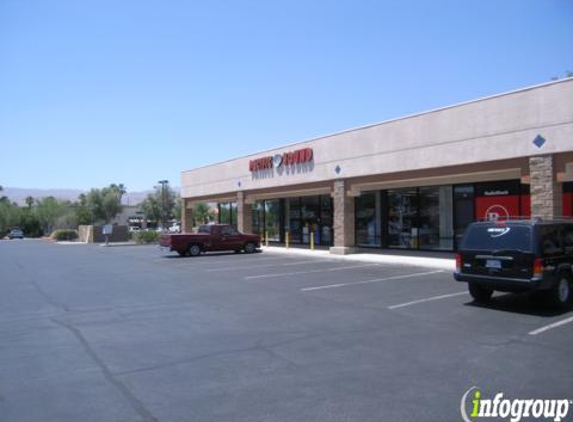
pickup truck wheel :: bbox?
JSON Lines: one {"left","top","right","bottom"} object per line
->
{"left": 188, "top": 244, "right": 201, "bottom": 257}
{"left": 468, "top": 283, "right": 493, "bottom": 303}
{"left": 244, "top": 242, "right": 256, "bottom": 254}
{"left": 547, "top": 272, "right": 572, "bottom": 308}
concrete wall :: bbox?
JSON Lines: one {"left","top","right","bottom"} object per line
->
{"left": 78, "top": 225, "right": 129, "bottom": 243}
{"left": 181, "top": 79, "right": 573, "bottom": 200}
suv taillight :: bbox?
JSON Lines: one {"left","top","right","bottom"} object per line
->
{"left": 455, "top": 253, "right": 462, "bottom": 273}
{"left": 533, "top": 258, "right": 544, "bottom": 278}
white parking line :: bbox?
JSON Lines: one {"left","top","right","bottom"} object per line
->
{"left": 244, "top": 264, "right": 381, "bottom": 280}
{"left": 387, "top": 291, "right": 468, "bottom": 310}
{"left": 206, "top": 260, "right": 317, "bottom": 272}
{"left": 301, "top": 270, "right": 444, "bottom": 291}
{"left": 528, "top": 315, "right": 573, "bottom": 336}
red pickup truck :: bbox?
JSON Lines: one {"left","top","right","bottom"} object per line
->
{"left": 159, "top": 224, "right": 261, "bottom": 257}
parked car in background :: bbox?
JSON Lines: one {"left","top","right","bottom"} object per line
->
{"left": 159, "top": 224, "right": 261, "bottom": 257}
{"left": 454, "top": 218, "right": 573, "bottom": 308}
{"left": 8, "top": 229, "right": 24, "bottom": 239}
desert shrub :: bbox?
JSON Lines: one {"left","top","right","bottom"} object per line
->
{"left": 133, "top": 230, "right": 160, "bottom": 244}
{"left": 51, "top": 229, "right": 78, "bottom": 241}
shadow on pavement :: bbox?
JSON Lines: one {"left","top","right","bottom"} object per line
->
{"left": 162, "top": 250, "right": 264, "bottom": 259}
{"left": 464, "top": 292, "right": 573, "bottom": 318}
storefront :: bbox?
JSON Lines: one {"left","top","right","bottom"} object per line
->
{"left": 354, "top": 180, "right": 540, "bottom": 252}
{"left": 224, "top": 194, "right": 334, "bottom": 246}
{"left": 181, "top": 78, "right": 573, "bottom": 255}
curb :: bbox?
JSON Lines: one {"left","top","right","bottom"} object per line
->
{"left": 260, "top": 245, "right": 454, "bottom": 271}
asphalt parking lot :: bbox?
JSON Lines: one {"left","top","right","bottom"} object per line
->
{"left": 1, "top": 240, "right": 572, "bottom": 422}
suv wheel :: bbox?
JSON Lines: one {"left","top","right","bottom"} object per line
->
{"left": 468, "top": 283, "right": 493, "bottom": 303}
{"left": 188, "top": 244, "right": 201, "bottom": 257}
{"left": 548, "top": 272, "right": 572, "bottom": 308}
{"left": 244, "top": 242, "right": 256, "bottom": 254}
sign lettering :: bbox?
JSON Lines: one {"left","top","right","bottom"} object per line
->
{"left": 249, "top": 148, "right": 313, "bottom": 172}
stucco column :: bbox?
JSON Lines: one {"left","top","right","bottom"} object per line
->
{"left": 330, "top": 179, "right": 355, "bottom": 255}
{"left": 529, "top": 155, "right": 562, "bottom": 219}
{"left": 237, "top": 192, "right": 253, "bottom": 233}
{"left": 181, "top": 199, "right": 195, "bottom": 233}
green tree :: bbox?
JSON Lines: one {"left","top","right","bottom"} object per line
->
{"left": 74, "top": 193, "right": 93, "bottom": 225}
{"left": 35, "top": 196, "right": 69, "bottom": 235}
{"left": 173, "top": 195, "right": 182, "bottom": 221}
{"left": 0, "top": 185, "right": 7, "bottom": 203}
{"left": 0, "top": 200, "right": 20, "bottom": 235}
{"left": 139, "top": 183, "right": 177, "bottom": 227}
{"left": 194, "top": 202, "right": 215, "bottom": 225}
{"left": 85, "top": 183, "right": 126, "bottom": 224}
{"left": 19, "top": 207, "right": 41, "bottom": 237}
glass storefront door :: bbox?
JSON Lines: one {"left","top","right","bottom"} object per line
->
{"left": 387, "top": 188, "right": 419, "bottom": 249}
{"left": 453, "top": 185, "right": 474, "bottom": 249}
{"left": 319, "top": 195, "right": 333, "bottom": 246}
{"left": 355, "top": 192, "right": 382, "bottom": 247}
{"left": 282, "top": 195, "right": 333, "bottom": 246}
{"left": 264, "top": 200, "right": 281, "bottom": 241}
{"left": 419, "top": 186, "right": 453, "bottom": 250}
{"left": 300, "top": 196, "right": 319, "bottom": 244}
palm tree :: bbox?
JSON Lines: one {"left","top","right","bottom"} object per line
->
{"left": 25, "top": 196, "right": 34, "bottom": 208}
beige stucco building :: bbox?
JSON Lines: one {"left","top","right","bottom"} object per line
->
{"left": 181, "top": 78, "right": 573, "bottom": 254}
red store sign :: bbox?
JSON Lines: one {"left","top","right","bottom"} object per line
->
{"left": 249, "top": 148, "right": 313, "bottom": 172}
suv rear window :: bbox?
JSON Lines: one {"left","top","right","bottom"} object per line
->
{"left": 461, "top": 224, "right": 533, "bottom": 251}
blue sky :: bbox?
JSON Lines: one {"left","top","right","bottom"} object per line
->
{"left": 1, "top": 0, "right": 572, "bottom": 191}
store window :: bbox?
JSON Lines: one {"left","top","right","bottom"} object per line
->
{"left": 419, "top": 186, "right": 453, "bottom": 250}
{"left": 286, "top": 198, "right": 302, "bottom": 243}
{"left": 387, "top": 188, "right": 419, "bottom": 249}
{"left": 319, "top": 195, "right": 333, "bottom": 246}
{"left": 355, "top": 192, "right": 382, "bottom": 247}
{"left": 265, "top": 200, "right": 281, "bottom": 241}
{"left": 218, "top": 202, "right": 237, "bottom": 226}
{"left": 453, "top": 185, "right": 474, "bottom": 249}
{"left": 252, "top": 201, "right": 264, "bottom": 235}
{"left": 300, "top": 196, "right": 319, "bottom": 244}
{"left": 474, "top": 180, "right": 520, "bottom": 221}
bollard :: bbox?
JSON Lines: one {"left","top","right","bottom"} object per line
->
{"left": 310, "top": 231, "right": 315, "bottom": 251}
{"left": 285, "top": 231, "right": 290, "bottom": 249}
{"left": 265, "top": 231, "right": 269, "bottom": 247}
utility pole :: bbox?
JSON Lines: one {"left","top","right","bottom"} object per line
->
{"left": 158, "top": 180, "right": 168, "bottom": 230}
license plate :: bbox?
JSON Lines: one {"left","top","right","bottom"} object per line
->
{"left": 486, "top": 259, "right": 502, "bottom": 269}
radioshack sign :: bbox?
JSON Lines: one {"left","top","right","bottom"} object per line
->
{"left": 249, "top": 148, "right": 313, "bottom": 172}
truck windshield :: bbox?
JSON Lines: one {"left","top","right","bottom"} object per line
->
{"left": 461, "top": 225, "right": 533, "bottom": 252}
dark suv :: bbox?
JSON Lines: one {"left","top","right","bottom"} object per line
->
{"left": 454, "top": 219, "right": 573, "bottom": 308}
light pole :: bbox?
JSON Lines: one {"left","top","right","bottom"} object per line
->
{"left": 158, "top": 180, "right": 168, "bottom": 230}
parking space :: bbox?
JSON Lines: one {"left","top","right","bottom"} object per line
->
{"left": 0, "top": 240, "right": 572, "bottom": 422}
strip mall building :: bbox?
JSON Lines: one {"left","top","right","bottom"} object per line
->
{"left": 181, "top": 78, "right": 573, "bottom": 254}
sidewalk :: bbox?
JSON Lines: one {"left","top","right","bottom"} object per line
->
{"left": 55, "top": 241, "right": 140, "bottom": 247}
{"left": 260, "top": 245, "right": 455, "bottom": 271}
